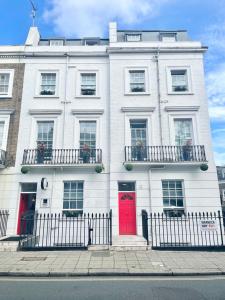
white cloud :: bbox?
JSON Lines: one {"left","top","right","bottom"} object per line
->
{"left": 206, "top": 64, "right": 225, "bottom": 121}
{"left": 214, "top": 151, "right": 225, "bottom": 166}
{"left": 43, "top": 0, "right": 169, "bottom": 37}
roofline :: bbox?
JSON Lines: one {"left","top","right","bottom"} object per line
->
{"left": 117, "top": 30, "right": 187, "bottom": 33}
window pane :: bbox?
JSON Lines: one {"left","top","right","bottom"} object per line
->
{"left": 130, "top": 120, "right": 147, "bottom": 147}
{"left": 174, "top": 119, "right": 193, "bottom": 146}
{"left": 63, "top": 181, "right": 83, "bottom": 213}
{"left": 129, "top": 70, "right": 145, "bottom": 92}
{"left": 118, "top": 182, "right": 135, "bottom": 191}
{"left": 80, "top": 121, "right": 96, "bottom": 150}
{"left": 37, "top": 121, "right": 54, "bottom": 149}
{"left": 40, "top": 73, "right": 56, "bottom": 95}
{"left": 171, "top": 70, "right": 188, "bottom": 92}
{"left": 0, "top": 73, "right": 10, "bottom": 94}
{"left": 81, "top": 73, "right": 96, "bottom": 95}
{"left": 162, "top": 180, "right": 184, "bottom": 214}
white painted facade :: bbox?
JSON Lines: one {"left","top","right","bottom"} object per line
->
{"left": 0, "top": 23, "right": 221, "bottom": 237}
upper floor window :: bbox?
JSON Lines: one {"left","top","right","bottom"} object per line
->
{"left": 40, "top": 73, "right": 56, "bottom": 96}
{"left": 174, "top": 119, "right": 193, "bottom": 146}
{"left": 37, "top": 121, "right": 54, "bottom": 149}
{"left": 171, "top": 70, "right": 188, "bottom": 92}
{"left": 126, "top": 34, "right": 142, "bottom": 42}
{"left": 162, "top": 180, "right": 185, "bottom": 217}
{"left": 81, "top": 73, "right": 96, "bottom": 96}
{"left": 0, "top": 70, "right": 14, "bottom": 98}
{"left": 83, "top": 38, "right": 100, "bottom": 46}
{"left": 129, "top": 70, "right": 145, "bottom": 93}
{"left": 50, "top": 40, "right": 64, "bottom": 46}
{"left": 130, "top": 120, "right": 147, "bottom": 147}
{"left": 79, "top": 121, "right": 96, "bottom": 149}
{"left": 161, "top": 33, "right": 177, "bottom": 42}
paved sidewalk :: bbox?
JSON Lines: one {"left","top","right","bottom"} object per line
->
{"left": 0, "top": 250, "right": 225, "bottom": 277}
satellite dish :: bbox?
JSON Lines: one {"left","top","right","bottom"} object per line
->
{"left": 41, "top": 178, "right": 48, "bottom": 190}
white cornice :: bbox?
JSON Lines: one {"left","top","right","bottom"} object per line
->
{"left": 121, "top": 107, "right": 155, "bottom": 112}
{"left": 28, "top": 109, "right": 63, "bottom": 115}
{"left": 71, "top": 109, "right": 104, "bottom": 115}
{"left": 0, "top": 109, "right": 15, "bottom": 115}
{"left": 165, "top": 106, "right": 200, "bottom": 112}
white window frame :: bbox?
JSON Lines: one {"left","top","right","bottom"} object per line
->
{"left": 49, "top": 40, "right": 64, "bottom": 46}
{"left": 124, "top": 113, "right": 152, "bottom": 147}
{"left": 166, "top": 66, "right": 193, "bottom": 94}
{"left": 35, "top": 70, "right": 59, "bottom": 98}
{"left": 30, "top": 116, "right": 59, "bottom": 149}
{"left": 125, "top": 34, "right": 142, "bottom": 42}
{"left": 0, "top": 69, "right": 14, "bottom": 98}
{"left": 168, "top": 113, "right": 199, "bottom": 146}
{"left": 124, "top": 67, "right": 150, "bottom": 95}
{"left": 73, "top": 115, "right": 101, "bottom": 149}
{"left": 76, "top": 70, "right": 100, "bottom": 98}
{"left": 62, "top": 180, "right": 84, "bottom": 213}
{"left": 160, "top": 33, "right": 177, "bottom": 42}
{"left": 162, "top": 179, "right": 186, "bottom": 216}
{"left": 0, "top": 115, "right": 10, "bottom": 150}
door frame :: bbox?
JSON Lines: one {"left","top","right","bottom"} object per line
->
{"left": 118, "top": 181, "right": 137, "bottom": 235}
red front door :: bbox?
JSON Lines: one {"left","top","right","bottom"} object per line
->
{"left": 119, "top": 192, "right": 136, "bottom": 235}
{"left": 17, "top": 194, "right": 28, "bottom": 235}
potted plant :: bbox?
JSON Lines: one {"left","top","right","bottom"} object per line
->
{"left": 37, "top": 142, "right": 45, "bottom": 164}
{"left": 95, "top": 165, "right": 104, "bottom": 173}
{"left": 124, "top": 164, "right": 133, "bottom": 171}
{"left": 21, "top": 166, "right": 30, "bottom": 174}
{"left": 135, "top": 140, "right": 146, "bottom": 161}
{"left": 182, "top": 139, "right": 193, "bottom": 161}
{"left": 200, "top": 163, "right": 208, "bottom": 171}
{"left": 81, "top": 144, "right": 91, "bottom": 163}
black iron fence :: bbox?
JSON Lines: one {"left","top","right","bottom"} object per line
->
{"left": 142, "top": 210, "right": 225, "bottom": 249}
{"left": 22, "top": 149, "right": 102, "bottom": 165}
{"left": 125, "top": 145, "right": 206, "bottom": 163}
{"left": 19, "top": 211, "right": 112, "bottom": 250}
{"left": 0, "top": 210, "right": 9, "bottom": 238}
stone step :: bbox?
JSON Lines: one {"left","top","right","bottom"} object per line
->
{"left": 111, "top": 235, "right": 148, "bottom": 251}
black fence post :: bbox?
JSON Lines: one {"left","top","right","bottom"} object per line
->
{"left": 142, "top": 210, "right": 149, "bottom": 245}
{"left": 218, "top": 210, "right": 224, "bottom": 246}
{"left": 109, "top": 209, "right": 112, "bottom": 246}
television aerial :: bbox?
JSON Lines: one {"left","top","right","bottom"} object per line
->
{"left": 29, "top": 0, "right": 37, "bottom": 26}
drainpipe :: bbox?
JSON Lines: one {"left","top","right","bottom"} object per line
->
{"left": 61, "top": 53, "right": 69, "bottom": 147}
{"left": 154, "top": 48, "right": 163, "bottom": 145}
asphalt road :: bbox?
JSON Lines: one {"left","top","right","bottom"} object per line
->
{"left": 0, "top": 276, "right": 225, "bottom": 300}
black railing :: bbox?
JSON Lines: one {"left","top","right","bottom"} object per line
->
{"left": 0, "top": 210, "right": 9, "bottom": 238}
{"left": 22, "top": 149, "right": 102, "bottom": 165}
{"left": 0, "top": 150, "right": 6, "bottom": 166}
{"left": 142, "top": 210, "right": 225, "bottom": 249}
{"left": 19, "top": 211, "right": 112, "bottom": 250}
{"left": 125, "top": 145, "right": 206, "bottom": 163}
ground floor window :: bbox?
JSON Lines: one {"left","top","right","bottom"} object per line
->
{"left": 162, "top": 180, "right": 185, "bottom": 217}
{"left": 63, "top": 181, "right": 83, "bottom": 217}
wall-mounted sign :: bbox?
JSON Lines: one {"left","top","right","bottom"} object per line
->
{"left": 41, "top": 178, "right": 48, "bottom": 190}
{"left": 199, "top": 220, "right": 217, "bottom": 231}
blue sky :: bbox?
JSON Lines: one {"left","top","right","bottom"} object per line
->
{"left": 0, "top": 0, "right": 225, "bottom": 164}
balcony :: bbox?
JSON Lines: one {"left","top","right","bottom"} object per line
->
{"left": 124, "top": 145, "right": 207, "bottom": 165}
{"left": 22, "top": 149, "right": 102, "bottom": 167}
{"left": 0, "top": 150, "right": 6, "bottom": 168}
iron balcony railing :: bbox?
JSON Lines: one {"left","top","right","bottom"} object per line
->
{"left": 22, "top": 149, "right": 102, "bottom": 165}
{"left": 125, "top": 145, "right": 207, "bottom": 163}
{"left": 0, "top": 150, "right": 6, "bottom": 167}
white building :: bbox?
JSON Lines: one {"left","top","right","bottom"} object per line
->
{"left": 0, "top": 23, "right": 221, "bottom": 239}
